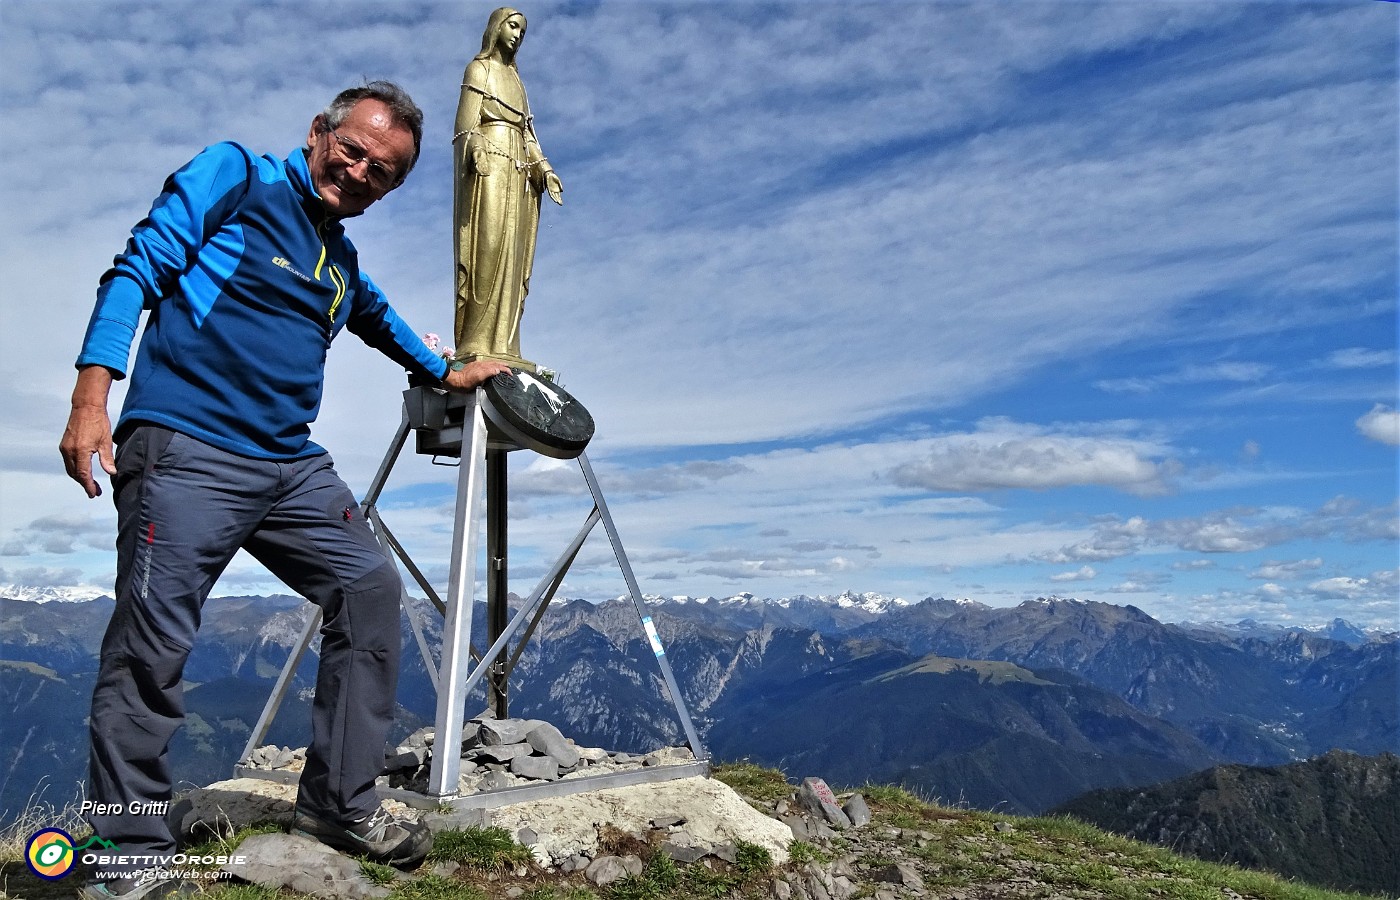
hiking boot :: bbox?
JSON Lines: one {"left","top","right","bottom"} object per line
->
{"left": 80, "top": 868, "right": 197, "bottom": 899}
{"left": 292, "top": 805, "right": 432, "bottom": 868}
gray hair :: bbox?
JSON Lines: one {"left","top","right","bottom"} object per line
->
{"left": 321, "top": 80, "right": 424, "bottom": 182}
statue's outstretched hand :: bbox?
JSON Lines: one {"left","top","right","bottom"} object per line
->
{"left": 545, "top": 172, "right": 563, "bottom": 205}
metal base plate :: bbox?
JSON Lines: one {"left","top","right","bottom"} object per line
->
{"left": 232, "top": 759, "right": 710, "bottom": 811}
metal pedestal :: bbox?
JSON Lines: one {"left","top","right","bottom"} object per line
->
{"left": 237, "top": 385, "right": 708, "bottom": 806}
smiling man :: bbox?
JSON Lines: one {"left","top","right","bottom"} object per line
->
{"left": 59, "top": 82, "right": 508, "bottom": 899}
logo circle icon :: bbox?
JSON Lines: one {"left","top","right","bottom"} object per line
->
{"left": 25, "top": 828, "right": 76, "bottom": 880}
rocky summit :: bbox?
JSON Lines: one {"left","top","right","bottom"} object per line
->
{"left": 94, "top": 760, "right": 1370, "bottom": 900}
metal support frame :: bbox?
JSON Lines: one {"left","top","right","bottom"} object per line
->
{"left": 238, "top": 386, "right": 709, "bottom": 805}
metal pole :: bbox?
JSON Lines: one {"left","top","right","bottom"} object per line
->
{"left": 428, "top": 392, "right": 489, "bottom": 797}
{"left": 361, "top": 410, "right": 411, "bottom": 513}
{"left": 486, "top": 448, "right": 509, "bottom": 719}
{"left": 503, "top": 512, "right": 593, "bottom": 677}
{"left": 376, "top": 515, "right": 449, "bottom": 618}
{"left": 239, "top": 607, "right": 321, "bottom": 764}
{"left": 576, "top": 453, "right": 707, "bottom": 758}
{"left": 441, "top": 507, "right": 601, "bottom": 720}
{"left": 367, "top": 506, "right": 439, "bottom": 692}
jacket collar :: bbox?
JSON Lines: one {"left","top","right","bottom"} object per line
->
{"left": 287, "top": 146, "right": 361, "bottom": 222}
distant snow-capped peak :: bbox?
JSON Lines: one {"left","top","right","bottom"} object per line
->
{"left": 0, "top": 583, "right": 109, "bottom": 603}
{"left": 642, "top": 590, "right": 910, "bottom": 614}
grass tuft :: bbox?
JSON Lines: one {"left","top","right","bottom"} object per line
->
{"left": 358, "top": 857, "right": 398, "bottom": 886}
{"left": 387, "top": 872, "right": 487, "bottom": 900}
{"left": 427, "top": 825, "right": 533, "bottom": 871}
{"left": 711, "top": 762, "right": 792, "bottom": 805}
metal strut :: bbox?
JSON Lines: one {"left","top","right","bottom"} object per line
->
{"left": 238, "top": 387, "right": 709, "bottom": 803}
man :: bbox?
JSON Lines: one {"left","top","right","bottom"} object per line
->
{"left": 59, "top": 81, "right": 508, "bottom": 899}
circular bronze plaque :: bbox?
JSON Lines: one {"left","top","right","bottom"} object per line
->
{"left": 482, "top": 370, "right": 594, "bottom": 459}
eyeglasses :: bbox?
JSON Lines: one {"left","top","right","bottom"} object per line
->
{"left": 325, "top": 129, "right": 401, "bottom": 192}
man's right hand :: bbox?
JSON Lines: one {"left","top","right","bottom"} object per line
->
{"left": 442, "top": 358, "right": 512, "bottom": 393}
{"left": 59, "top": 366, "right": 117, "bottom": 498}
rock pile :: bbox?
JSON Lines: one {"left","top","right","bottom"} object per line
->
{"left": 243, "top": 717, "right": 697, "bottom": 796}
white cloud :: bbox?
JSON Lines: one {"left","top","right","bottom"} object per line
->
{"left": 1317, "top": 348, "right": 1397, "bottom": 370}
{"left": 1306, "top": 576, "right": 1374, "bottom": 600}
{"left": 889, "top": 424, "right": 1175, "bottom": 494}
{"left": 1050, "top": 566, "right": 1097, "bottom": 583}
{"left": 1249, "top": 558, "right": 1323, "bottom": 580}
{"left": 1095, "top": 361, "right": 1272, "bottom": 394}
{"left": 1356, "top": 404, "right": 1400, "bottom": 446}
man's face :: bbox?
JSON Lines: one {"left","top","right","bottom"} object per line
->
{"left": 305, "top": 99, "right": 415, "bottom": 217}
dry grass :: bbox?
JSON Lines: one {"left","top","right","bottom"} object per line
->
{"left": 0, "top": 782, "right": 90, "bottom": 864}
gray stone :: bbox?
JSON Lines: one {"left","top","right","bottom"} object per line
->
{"left": 782, "top": 815, "right": 811, "bottom": 841}
{"left": 478, "top": 771, "right": 516, "bottom": 792}
{"left": 432, "top": 861, "right": 460, "bottom": 878}
{"left": 505, "top": 888, "right": 524, "bottom": 899}
{"left": 577, "top": 746, "right": 610, "bottom": 762}
{"left": 526, "top": 722, "right": 581, "bottom": 768}
{"left": 400, "top": 726, "right": 434, "bottom": 750}
{"left": 994, "top": 821, "right": 1015, "bottom": 834}
{"left": 712, "top": 841, "right": 738, "bottom": 863}
{"left": 383, "top": 747, "right": 427, "bottom": 772}
{"left": 841, "top": 794, "right": 871, "bottom": 828}
{"left": 831, "top": 875, "right": 856, "bottom": 900}
{"left": 420, "top": 806, "right": 488, "bottom": 833}
{"left": 650, "top": 814, "right": 687, "bottom": 828}
{"left": 873, "top": 862, "right": 925, "bottom": 892}
{"left": 511, "top": 754, "right": 560, "bottom": 781}
{"left": 165, "top": 798, "right": 194, "bottom": 840}
{"left": 773, "top": 878, "right": 793, "bottom": 900}
{"left": 471, "top": 743, "right": 534, "bottom": 763}
{"left": 585, "top": 854, "right": 642, "bottom": 886}
{"left": 223, "top": 833, "right": 389, "bottom": 899}
{"left": 796, "top": 778, "right": 851, "bottom": 828}
{"left": 477, "top": 717, "right": 542, "bottom": 745}
{"left": 659, "top": 838, "right": 708, "bottom": 864}
{"left": 517, "top": 827, "right": 538, "bottom": 846}
{"left": 180, "top": 780, "right": 296, "bottom": 840}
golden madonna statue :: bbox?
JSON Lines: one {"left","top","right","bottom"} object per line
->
{"left": 453, "top": 6, "right": 562, "bottom": 372}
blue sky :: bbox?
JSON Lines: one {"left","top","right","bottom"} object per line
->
{"left": 1, "top": 1, "right": 1395, "bottom": 628}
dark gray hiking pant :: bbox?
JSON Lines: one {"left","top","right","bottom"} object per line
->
{"left": 87, "top": 425, "right": 402, "bottom": 869}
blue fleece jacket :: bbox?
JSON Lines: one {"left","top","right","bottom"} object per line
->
{"left": 75, "top": 142, "right": 448, "bottom": 459}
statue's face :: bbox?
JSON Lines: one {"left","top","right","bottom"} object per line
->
{"left": 496, "top": 15, "right": 526, "bottom": 55}
{"left": 305, "top": 99, "right": 415, "bottom": 217}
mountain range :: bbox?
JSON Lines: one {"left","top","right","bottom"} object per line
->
{"left": 1054, "top": 749, "right": 1400, "bottom": 895}
{"left": 1, "top": 589, "right": 1394, "bottom": 826}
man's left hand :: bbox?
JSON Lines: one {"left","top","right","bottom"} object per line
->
{"left": 442, "top": 359, "right": 512, "bottom": 392}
